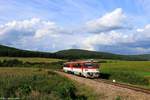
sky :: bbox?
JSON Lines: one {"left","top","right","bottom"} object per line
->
{"left": 0, "top": 0, "right": 150, "bottom": 54}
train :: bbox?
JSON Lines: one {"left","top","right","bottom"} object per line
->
{"left": 63, "top": 60, "right": 100, "bottom": 78}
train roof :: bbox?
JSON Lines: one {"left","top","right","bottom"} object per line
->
{"left": 64, "top": 60, "right": 97, "bottom": 64}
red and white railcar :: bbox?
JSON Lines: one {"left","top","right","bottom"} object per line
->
{"left": 63, "top": 60, "right": 100, "bottom": 78}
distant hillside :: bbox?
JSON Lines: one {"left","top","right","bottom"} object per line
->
{"left": 0, "top": 44, "right": 61, "bottom": 58}
{"left": 55, "top": 49, "right": 150, "bottom": 61}
{"left": 0, "top": 44, "right": 150, "bottom": 60}
{"left": 134, "top": 54, "right": 150, "bottom": 60}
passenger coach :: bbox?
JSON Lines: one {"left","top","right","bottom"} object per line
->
{"left": 63, "top": 60, "right": 100, "bottom": 78}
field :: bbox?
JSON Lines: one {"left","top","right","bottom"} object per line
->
{"left": 0, "top": 57, "right": 63, "bottom": 63}
{"left": 100, "top": 60, "right": 150, "bottom": 87}
{"left": 0, "top": 67, "right": 97, "bottom": 99}
{"left": 0, "top": 57, "right": 150, "bottom": 99}
{"left": 0, "top": 58, "right": 98, "bottom": 99}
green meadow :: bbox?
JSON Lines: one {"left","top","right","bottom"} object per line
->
{"left": 0, "top": 58, "right": 98, "bottom": 99}
{"left": 100, "top": 60, "right": 150, "bottom": 87}
{"left": 0, "top": 67, "right": 99, "bottom": 99}
{"left": 101, "top": 60, "right": 150, "bottom": 76}
{"left": 0, "top": 57, "right": 150, "bottom": 99}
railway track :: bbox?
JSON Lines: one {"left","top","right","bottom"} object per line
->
{"left": 94, "top": 78, "right": 150, "bottom": 94}
{"left": 57, "top": 70, "right": 150, "bottom": 94}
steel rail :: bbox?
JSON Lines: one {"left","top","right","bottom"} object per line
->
{"left": 94, "top": 79, "right": 150, "bottom": 94}
{"left": 58, "top": 70, "right": 150, "bottom": 94}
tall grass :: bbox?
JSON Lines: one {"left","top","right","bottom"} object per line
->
{"left": 101, "top": 71, "right": 149, "bottom": 86}
{"left": 100, "top": 60, "right": 150, "bottom": 87}
{"left": 0, "top": 68, "right": 85, "bottom": 99}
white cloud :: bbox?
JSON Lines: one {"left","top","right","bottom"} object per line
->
{"left": 0, "top": 18, "right": 83, "bottom": 51}
{"left": 0, "top": 18, "right": 67, "bottom": 51}
{"left": 86, "top": 8, "right": 126, "bottom": 33}
{"left": 0, "top": 18, "right": 62, "bottom": 39}
{"left": 81, "top": 31, "right": 134, "bottom": 50}
{"left": 136, "top": 24, "right": 150, "bottom": 39}
{"left": 0, "top": 9, "right": 150, "bottom": 54}
{"left": 81, "top": 23, "right": 150, "bottom": 54}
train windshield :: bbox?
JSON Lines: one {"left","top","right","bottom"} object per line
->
{"left": 84, "top": 63, "right": 98, "bottom": 68}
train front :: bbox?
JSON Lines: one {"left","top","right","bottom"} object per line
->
{"left": 83, "top": 61, "right": 100, "bottom": 78}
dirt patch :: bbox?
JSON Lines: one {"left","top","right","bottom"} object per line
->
{"left": 56, "top": 71, "right": 150, "bottom": 100}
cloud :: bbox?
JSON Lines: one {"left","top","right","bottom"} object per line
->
{"left": 0, "top": 18, "right": 67, "bottom": 50}
{"left": 85, "top": 8, "right": 126, "bottom": 33}
{"left": 136, "top": 24, "right": 150, "bottom": 39}
{"left": 81, "top": 31, "right": 132, "bottom": 51}
{"left": 0, "top": 18, "right": 62, "bottom": 39}
{"left": 0, "top": 18, "right": 83, "bottom": 51}
{"left": 0, "top": 8, "right": 150, "bottom": 54}
{"left": 81, "top": 24, "right": 150, "bottom": 54}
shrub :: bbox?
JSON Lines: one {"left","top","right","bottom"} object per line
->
{"left": 0, "top": 59, "right": 64, "bottom": 69}
{"left": 0, "top": 59, "right": 23, "bottom": 67}
{"left": 47, "top": 70, "right": 57, "bottom": 75}
{"left": 18, "top": 84, "right": 32, "bottom": 95}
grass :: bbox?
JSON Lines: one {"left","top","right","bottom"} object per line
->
{"left": 0, "top": 57, "right": 63, "bottom": 63}
{"left": 0, "top": 68, "right": 89, "bottom": 99}
{"left": 100, "top": 60, "right": 150, "bottom": 87}
{"left": 100, "top": 60, "right": 150, "bottom": 76}
{"left": 74, "top": 81, "right": 105, "bottom": 100}
{"left": 1, "top": 57, "right": 150, "bottom": 99}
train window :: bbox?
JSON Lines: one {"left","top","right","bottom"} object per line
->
{"left": 84, "top": 63, "right": 98, "bottom": 68}
{"left": 77, "top": 63, "right": 81, "bottom": 67}
{"left": 64, "top": 64, "right": 70, "bottom": 67}
{"left": 72, "top": 63, "right": 81, "bottom": 68}
{"left": 84, "top": 63, "right": 92, "bottom": 68}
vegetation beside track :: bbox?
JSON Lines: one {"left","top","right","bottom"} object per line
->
{"left": 100, "top": 60, "right": 150, "bottom": 88}
{"left": 0, "top": 58, "right": 97, "bottom": 99}
{"left": 1, "top": 58, "right": 149, "bottom": 88}
{"left": 0, "top": 68, "right": 89, "bottom": 99}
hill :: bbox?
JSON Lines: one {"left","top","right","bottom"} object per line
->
{"left": 134, "top": 54, "right": 150, "bottom": 60}
{"left": 0, "top": 44, "right": 61, "bottom": 58}
{"left": 0, "top": 44, "right": 150, "bottom": 60}
{"left": 55, "top": 49, "right": 150, "bottom": 61}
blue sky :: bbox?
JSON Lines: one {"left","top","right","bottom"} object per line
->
{"left": 0, "top": 0, "right": 150, "bottom": 54}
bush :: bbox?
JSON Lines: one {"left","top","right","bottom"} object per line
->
{"left": 18, "top": 84, "right": 32, "bottom": 95}
{"left": 0, "top": 59, "right": 23, "bottom": 67}
{"left": 0, "top": 59, "right": 64, "bottom": 69}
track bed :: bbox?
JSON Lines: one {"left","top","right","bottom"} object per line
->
{"left": 56, "top": 71, "right": 150, "bottom": 100}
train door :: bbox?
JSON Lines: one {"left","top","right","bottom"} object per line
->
{"left": 72, "top": 63, "right": 82, "bottom": 75}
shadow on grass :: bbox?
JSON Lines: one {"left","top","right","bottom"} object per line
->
{"left": 99, "top": 73, "right": 110, "bottom": 79}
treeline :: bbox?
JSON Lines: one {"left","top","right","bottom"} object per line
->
{"left": 0, "top": 59, "right": 64, "bottom": 69}
{"left": 0, "top": 49, "right": 63, "bottom": 58}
